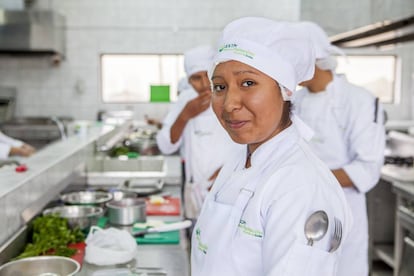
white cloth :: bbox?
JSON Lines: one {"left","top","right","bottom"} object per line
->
{"left": 293, "top": 75, "right": 385, "bottom": 276}
{"left": 184, "top": 45, "right": 215, "bottom": 77}
{"left": 157, "top": 88, "right": 197, "bottom": 159}
{"left": 210, "top": 17, "right": 315, "bottom": 93}
{"left": 191, "top": 121, "right": 352, "bottom": 276}
{"left": 0, "top": 131, "right": 23, "bottom": 159}
{"left": 84, "top": 226, "right": 137, "bottom": 266}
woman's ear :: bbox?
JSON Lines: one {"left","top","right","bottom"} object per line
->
{"left": 279, "top": 84, "right": 293, "bottom": 101}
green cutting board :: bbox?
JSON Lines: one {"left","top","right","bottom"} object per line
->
{"left": 96, "top": 217, "right": 180, "bottom": 244}
{"left": 134, "top": 229, "right": 180, "bottom": 244}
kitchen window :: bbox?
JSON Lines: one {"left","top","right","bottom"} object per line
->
{"left": 101, "top": 54, "right": 185, "bottom": 103}
{"left": 336, "top": 55, "right": 397, "bottom": 103}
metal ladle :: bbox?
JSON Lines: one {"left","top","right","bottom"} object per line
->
{"left": 304, "top": 210, "right": 329, "bottom": 246}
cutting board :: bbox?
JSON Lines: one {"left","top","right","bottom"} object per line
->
{"left": 134, "top": 230, "right": 180, "bottom": 244}
{"left": 96, "top": 217, "right": 180, "bottom": 244}
{"left": 146, "top": 197, "right": 181, "bottom": 216}
{"left": 46, "top": 242, "right": 86, "bottom": 266}
{"left": 68, "top": 242, "right": 86, "bottom": 266}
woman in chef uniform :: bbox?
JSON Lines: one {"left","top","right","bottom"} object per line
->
{"left": 191, "top": 17, "right": 352, "bottom": 276}
{"left": 156, "top": 45, "right": 242, "bottom": 217}
{"left": 0, "top": 131, "right": 35, "bottom": 160}
{"left": 293, "top": 22, "right": 386, "bottom": 276}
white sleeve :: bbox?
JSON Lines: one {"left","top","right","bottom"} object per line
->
{"left": 156, "top": 89, "right": 195, "bottom": 155}
{"left": 262, "top": 167, "right": 351, "bottom": 276}
{"left": 0, "top": 143, "right": 12, "bottom": 159}
{"left": 343, "top": 92, "right": 386, "bottom": 193}
{"left": 0, "top": 131, "right": 23, "bottom": 147}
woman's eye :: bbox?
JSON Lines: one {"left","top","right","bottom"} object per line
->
{"left": 241, "top": 80, "right": 255, "bottom": 87}
{"left": 213, "top": 84, "right": 226, "bottom": 92}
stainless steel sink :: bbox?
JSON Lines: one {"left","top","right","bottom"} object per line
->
{"left": 85, "top": 156, "right": 167, "bottom": 186}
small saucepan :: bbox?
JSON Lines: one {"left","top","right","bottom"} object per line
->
{"left": 106, "top": 198, "right": 147, "bottom": 225}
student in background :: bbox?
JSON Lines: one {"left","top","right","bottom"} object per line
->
{"left": 293, "top": 21, "right": 386, "bottom": 276}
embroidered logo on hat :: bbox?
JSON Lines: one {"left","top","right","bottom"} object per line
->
{"left": 219, "top": 43, "right": 255, "bottom": 59}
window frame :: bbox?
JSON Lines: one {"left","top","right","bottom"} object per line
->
{"left": 335, "top": 54, "right": 398, "bottom": 104}
{"left": 99, "top": 53, "right": 185, "bottom": 104}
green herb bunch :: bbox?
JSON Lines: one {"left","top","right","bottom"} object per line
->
{"left": 15, "top": 215, "right": 85, "bottom": 259}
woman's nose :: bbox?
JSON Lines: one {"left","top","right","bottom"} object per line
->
{"left": 223, "top": 86, "right": 241, "bottom": 112}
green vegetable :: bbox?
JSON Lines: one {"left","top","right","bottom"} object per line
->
{"left": 14, "top": 215, "right": 85, "bottom": 260}
{"left": 111, "top": 146, "right": 130, "bottom": 157}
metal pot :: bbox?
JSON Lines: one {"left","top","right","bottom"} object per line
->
{"left": 106, "top": 198, "right": 147, "bottom": 225}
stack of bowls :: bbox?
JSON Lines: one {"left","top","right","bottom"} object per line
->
{"left": 43, "top": 205, "right": 104, "bottom": 230}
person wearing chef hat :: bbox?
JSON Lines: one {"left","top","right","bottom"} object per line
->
{"left": 191, "top": 17, "right": 352, "bottom": 276}
{"left": 292, "top": 21, "right": 386, "bottom": 276}
{"left": 0, "top": 131, "right": 35, "bottom": 160}
{"left": 156, "top": 45, "right": 243, "bottom": 219}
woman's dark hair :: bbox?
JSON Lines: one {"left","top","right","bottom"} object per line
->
{"left": 275, "top": 81, "right": 292, "bottom": 130}
{"left": 279, "top": 101, "right": 292, "bottom": 129}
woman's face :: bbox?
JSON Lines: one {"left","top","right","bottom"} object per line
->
{"left": 211, "top": 60, "right": 287, "bottom": 152}
{"left": 189, "top": 71, "right": 212, "bottom": 95}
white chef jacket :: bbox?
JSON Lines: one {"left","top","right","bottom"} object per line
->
{"left": 0, "top": 131, "right": 23, "bottom": 160}
{"left": 156, "top": 87, "right": 243, "bottom": 185}
{"left": 191, "top": 120, "right": 353, "bottom": 276}
{"left": 293, "top": 74, "right": 386, "bottom": 276}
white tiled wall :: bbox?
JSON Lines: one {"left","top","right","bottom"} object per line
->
{"left": 0, "top": 0, "right": 300, "bottom": 121}
{"left": 0, "top": 0, "right": 413, "bottom": 121}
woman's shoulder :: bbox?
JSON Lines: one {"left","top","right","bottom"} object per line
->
{"left": 258, "top": 146, "right": 341, "bottom": 205}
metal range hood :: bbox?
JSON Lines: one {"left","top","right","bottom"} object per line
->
{"left": 0, "top": 10, "right": 65, "bottom": 56}
{"left": 330, "top": 15, "right": 414, "bottom": 48}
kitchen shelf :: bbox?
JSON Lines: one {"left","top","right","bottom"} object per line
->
{"left": 374, "top": 244, "right": 395, "bottom": 269}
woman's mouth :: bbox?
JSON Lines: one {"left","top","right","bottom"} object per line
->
{"left": 225, "top": 119, "right": 247, "bottom": 129}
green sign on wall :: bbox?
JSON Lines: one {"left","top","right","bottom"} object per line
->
{"left": 150, "top": 85, "right": 170, "bottom": 102}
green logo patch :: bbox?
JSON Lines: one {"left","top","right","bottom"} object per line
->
{"left": 238, "top": 220, "right": 263, "bottom": 238}
{"left": 195, "top": 228, "right": 208, "bottom": 254}
{"left": 219, "top": 44, "right": 255, "bottom": 59}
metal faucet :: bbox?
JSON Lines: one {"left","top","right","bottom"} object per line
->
{"left": 50, "top": 116, "right": 67, "bottom": 140}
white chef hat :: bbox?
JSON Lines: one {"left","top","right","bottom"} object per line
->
{"left": 184, "top": 45, "right": 215, "bottom": 78}
{"left": 295, "top": 21, "right": 345, "bottom": 71}
{"left": 210, "top": 17, "right": 316, "bottom": 97}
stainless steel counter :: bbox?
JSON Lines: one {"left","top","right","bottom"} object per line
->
{"left": 381, "top": 165, "right": 414, "bottom": 183}
{"left": 78, "top": 241, "right": 190, "bottom": 276}
{"left": 0, "top": 116, "right": 190, "bottom": 274}
{"left": 78, "top": 184, "right": 190, "bottom": 276}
